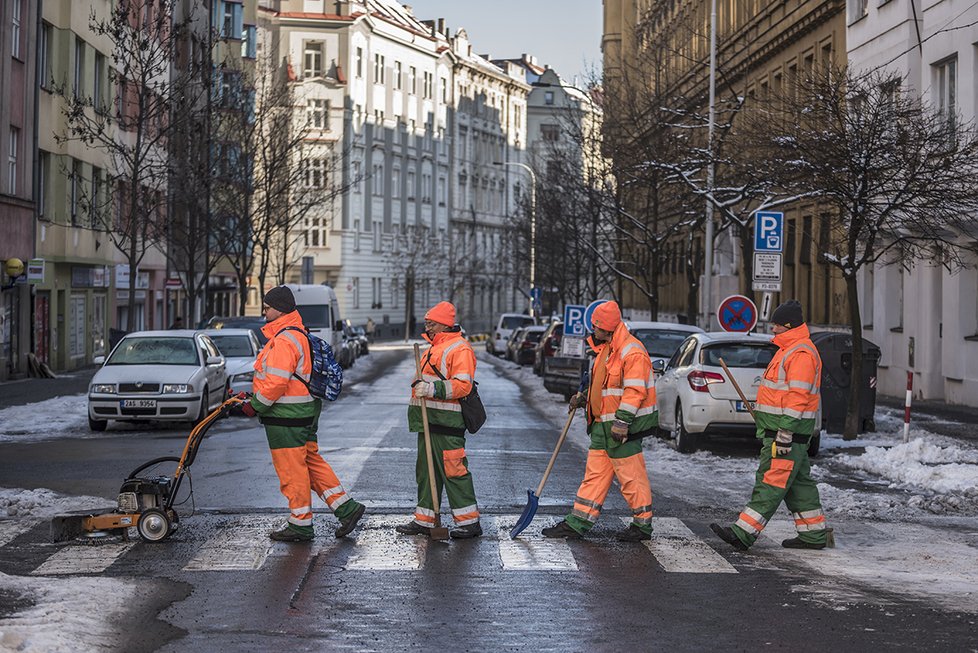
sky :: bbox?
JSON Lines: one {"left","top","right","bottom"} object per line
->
{"left": 404, "top": 0, "right": 603, "bottom": 83}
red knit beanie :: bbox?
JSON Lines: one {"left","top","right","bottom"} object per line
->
{"left": 591, "top": 301, "right": 621, "bottom": 331}
{"left": 425, "top": 301, "right": 456, "bottom": 326}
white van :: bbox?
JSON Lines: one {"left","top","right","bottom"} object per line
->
{"left": 490, "top": 313, "right": 537, "bottom": 356}
{"left": 286, "top": 283, "right": 343, "bottom": 354}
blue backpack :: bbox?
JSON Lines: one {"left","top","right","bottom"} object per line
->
{"left": 278, "top": 326, "right": 343, "bottom": 401}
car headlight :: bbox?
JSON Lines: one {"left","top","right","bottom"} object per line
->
{"left": 231, "top": 372, "right": 254, "bottom": 383}
{"left": 91, "top": 383, "right": 117, "bottom": 394}
{"left": 162, "top": 384, "right": 192, "bottom": 394}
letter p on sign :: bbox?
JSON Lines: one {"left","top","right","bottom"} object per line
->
{"left": 753, "top": 211, "right": 784, "bottom": 253}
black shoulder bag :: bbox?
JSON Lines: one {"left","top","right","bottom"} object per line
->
{"left": 424, "top": 354, "right": 487, "bottom": 434}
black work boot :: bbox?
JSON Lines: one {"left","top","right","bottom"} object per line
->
{"left": 710, "top": 523, "right": 748, "bottom": 551}
{"left": 269, "top": 524, "right": 314, "bottom": 542}
{"left": 781, "top": 537, "right": 825, "bottom": 550}
{"left": 334, "top": 503, "right": 366, "bottom": 539}
{"left": 395, "top": 520, "right": 430, "bottom": 536}
{"left": 450, "top": 521, "right": 482, "bottom": 539}
{"left": 616, "top": 524, "right": 652, "bottom": 542}
{"left": 541, "top": 520, "right": 583, "bottom": 539}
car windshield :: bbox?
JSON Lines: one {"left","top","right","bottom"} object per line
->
{"left": 208, "top": 335, "right": 254, "bottom": 357}
{"left": 107, "top": 337, "right": 198, "bottom": 366}
{"left": 701, "top": 343, "right": 777, "bottom": 368}
{"left": 632, "top": 329, "right": 694, "bottom": 358}
{"left": 296, "top": 304, "right": 330, "bottom": 328}
{"left": 502, "top": 316, "right": 534, "bottom": 330}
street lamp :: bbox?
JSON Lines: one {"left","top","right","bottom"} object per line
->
{"left": 495, "top": 161, "right": 537, "bottom": 317}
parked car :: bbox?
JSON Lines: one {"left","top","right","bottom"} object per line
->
{"left": 504, "top": 327, "right": 527, "bottom": 362}
{"left": 489, "top": 313, "right": 536, "bottom": 356}
{"left": 87, "top": 330, "right": 228, "bottom": 431}
{"left": 627, "top": 321, "right": 705, "bottom": 366}
{"left": 200, "top": 328, "right": 261, "bottom": 395}
{"left": 203, "top": 315, "right": 269, "bottom": 346}
{"left": 533, "top": 321, "right": 564, "bottom": 375}
{"left": 513, "top": 326, "right": 546, "bottom": 366}
{"left": 352, "top": 326, "right": 369, "bottom": 355}
{"left": 655, "top": 332, "right": 802, "bottom": 454}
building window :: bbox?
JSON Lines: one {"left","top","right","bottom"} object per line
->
{"left": 11, "top": 0, "right": 22, "bottom": 59}
{"left": 544, "top": 91, "right": 554, "bottom": 105}
{"left": 353, "top": 161, "right": 361, "bottom": 193}
{"left": 849, "top": 0, "right": 868, "bottom": 21}
{"left": 307, "top": 98, "right": 329, "bottom": 130}
{"left": 90, "top": 166, "right": 102, "bottom": 228}
{"left": 39, "top": 22, "right": 51, "bottom": 89}
{"left": 374, "top": 54, "right": 385, "bottom": 84}
{"left": 74, "top": 38, "right": 85, "bottom": 100}
{"left": 94, "top": 53, "right": 106, "bottom": 112}
{"left": 304, "top": 42, "right": 323, "bottom": 78}
{"left": 7, "top": 127, "right": 18, "bottom": 193}
{"left": 423, "top": 72, "right": 433, "bottom": 98}
{"left": 392, "top": 166, "right": 400, "bottom": 198}
{"left": 303, "top": 158, "right": 327, "bottom": 188}
{"left": 372, "top": 277, "right": 382, "bottom": 309}
{"left": 395, "top": 61, "right": 402, "bottom": 90}
{"left": 353, "top": 219, "right": 360, "bottom": 251}
{"left": 372, "top": 163, "right": 383, "bottom": 196}
{"left": 541, "top": 124, "right": 560, "bottom": 141}
{"left": 409, "top": 66, "right": 417, "bottom": 94}
{"left": 935, "top": 57, "right": 957, "bottom": 138}
{"left": 356, "top": 47, "right": 363, "bottom": 78}
{"left": 242, "top": 25, "right": 257, "bottom": 59}
{"left": 407, "top": 170, "right": 415, "bottom": 200}
{"left": 353, "top": 277, "right": 360, "bottom": 309}
{"left": 421, "top": 173, "right": 432, "bottom": 203}
{"left": 71, "top": 159, "right": 81, "bottom": 225}
{"left": 222, "top": 1, "right": 243, "bottom": 39}
{"left": 373, "top": 221, "right": 381, "bottom": 252}
{"left": 440, "top": 78, "right": 447, "bottom": 102}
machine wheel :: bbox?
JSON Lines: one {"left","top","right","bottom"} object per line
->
{"left": 137, "top": 508, "right": 171, "bottom": 542}
{"left": 88, "top": 416, "right": 108, "bottom": 432}
{"left": 674, "top": 404, "right": 698, "bottom": 454}
{"left": 807, "top": 431, "right": 821, "bottom": 458}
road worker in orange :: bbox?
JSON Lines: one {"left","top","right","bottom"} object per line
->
{"left": 543, "top": 300, "right": 656, "bottom": 542}
{"left": 241, "top": 285, "right": 365, "bottom": 542}
{"left": 711, "top": 299, "right": 829, "bottom": 551}
{"left": 396, "top": 301, "right": 482, "bottom": 539}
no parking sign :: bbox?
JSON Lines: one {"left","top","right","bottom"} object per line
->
{"left": 717, "top": 295, "right": 758, "bottom": 333}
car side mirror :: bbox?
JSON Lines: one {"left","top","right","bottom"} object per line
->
{"left": 335, "top": 320, "right": 344, "bottom": 332}
{"left": 651, "top": 358, "right": 665, "bottom": 374}
{"left": 93, "top": 355, "right": 105, "bottom": 365}
{"left": 206, "top": 355, "right": 224, "bottom": 366}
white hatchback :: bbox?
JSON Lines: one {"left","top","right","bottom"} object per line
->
{"left": 654, "top": 332, "right": 778, "bottom": 453}
{"left": 200, "top": 328, "right": 261, "bottom": 395}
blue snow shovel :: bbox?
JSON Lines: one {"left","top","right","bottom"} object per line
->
{"left": 510, "top": 409, "right": 577, "bottom": 539}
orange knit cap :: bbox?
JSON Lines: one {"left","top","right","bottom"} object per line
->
{"left": 591, "top": 300, "right": 621, "bottom": 331}
{"left": 425, "top": 301, "right": 456, "bottom": 326}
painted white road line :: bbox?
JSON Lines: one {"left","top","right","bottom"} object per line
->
{"left": 497, "top": 518, "right": 578, "bottom": 571}
{"left": 627, "top": 517, "right": 738, "bottom": 574}
{"left": 0, "top": 520, "right": 35, "bottom": 547}
{"left": 183, "top": 516, "right": 280, "bottom": 571}
{"left": 32, "top": 541, "right": 136, "bottom": 576}
{"left": 344, "top": 515, "right": 427, "bottom": 571}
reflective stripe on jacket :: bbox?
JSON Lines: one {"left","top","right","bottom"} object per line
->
{"left": 754, "top": 323, "right": 821, "bottom": 437}
{"left": 250, "top": 311, "right": 315, "bottom": 420}
{"left": 584, "top": 322, "right": 658, "bottom": 447}
{"left": 408, "top": 329, "right": 476, "bottom": 433}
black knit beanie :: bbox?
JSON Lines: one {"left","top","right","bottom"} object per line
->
{"left": 771, "top": 300, "right": 803, "bottom": 329}
{"left": 264, "top": 286, "right": 296, "bottom": 313}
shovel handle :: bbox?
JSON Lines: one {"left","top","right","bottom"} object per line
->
{"left": 535, "top": 410, "right": 576, "bottom": 497}
{"left": 718, "top": 357, "right": 757, "bottom": 421}
{"left": 414, "top": 344, "right": 442, "bottom": 525}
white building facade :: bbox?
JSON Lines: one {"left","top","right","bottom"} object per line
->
{"left": 848, "top": 0, "right": 978, "bottom": 405}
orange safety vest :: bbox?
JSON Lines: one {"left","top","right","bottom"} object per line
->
{"left": 251, "top": 311, "right": 315, "bottom": 419}
{"left": 754, "top": 323, "right": 821, "bottom": 437}
{"left": 408, "top": 328, "right": 476, "bottom": 435}
{"left": 585, "top": 321, "right": 658, "bottom": 437}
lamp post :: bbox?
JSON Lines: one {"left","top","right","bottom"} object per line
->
{"left": 494, "top": 161, "right": 537, "bottom": 317}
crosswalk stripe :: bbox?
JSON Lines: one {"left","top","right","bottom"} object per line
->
{"left": 183, "top": 516, "right": 280, "bottom": 571}
{"left": 626, "top": 517, "right": 738, "bottom": 574}
{"left": 32, "top": 541, "right": 136, "bottom": 576}
{"left": 344, "top": 515, "right": 426, "bottom": 571}
{"left": 495, "top": 518, "right": 578, "bottom": 571}
{"left": 0, "top": 520, "right": 35, "bottom": 547}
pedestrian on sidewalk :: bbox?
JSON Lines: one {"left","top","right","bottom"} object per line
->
{"left": 240, "top": 285, "right": 365, "bottom": 542}
{"left": 168, "top": 316, "right": 184, "bottom": 330}
{"left": 365, "top": 317, "right": 375, "bottom": 342}
{"left": 711, "top": 300, "right": 829, "bottom": 552}
{"left": 396, "top": 301, "right": 482, "bottom": 539}
{"left": 542, "top": 300, "right": 657, "bottom": 542}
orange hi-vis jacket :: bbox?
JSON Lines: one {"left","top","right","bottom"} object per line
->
{"left": 250, "top": 311, "right": 315, "bottom": 422}
{"left": 754, "top": 323, "right": 822, "bottom": 439}
{"left": 408, "top": 328, "right": 476, "bottom": 436}
{"left": 585, "top": 321, "right": 658, "bottom": 447}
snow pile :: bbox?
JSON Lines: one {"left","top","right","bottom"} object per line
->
{"left": 0, "top": 395, "right": 89, "bottom": 441}
{"left": 0, "top": 572, "right": 139, "bottom": 652}
{"left": 0, "top": 487, "right": 113, "bottom": 519}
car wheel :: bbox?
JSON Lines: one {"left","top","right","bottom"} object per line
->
{"left": 807, "top": 431, "right": 821, "bottom": 458}
{"left": 88, "top": 416, "right": 108, "bottom": 432}
{"left": 194, "top": 389, "right": 208, "bottom": 425}
{"left": 674, "top": 404, "right": 698, "bottom": 454}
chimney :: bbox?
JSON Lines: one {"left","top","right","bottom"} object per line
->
{"left": 437, "top": 18, "right": 445, "bottom": 34}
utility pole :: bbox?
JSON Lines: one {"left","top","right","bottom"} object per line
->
{"left": 703, "top": 0, "right": 718, "bottom": 330}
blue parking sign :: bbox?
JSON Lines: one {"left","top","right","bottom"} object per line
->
{"left": 563, "top": 304, "right": 587, "bottom": 337}
{"left": 754, "top": 211, "right": 784, "bottom": 252}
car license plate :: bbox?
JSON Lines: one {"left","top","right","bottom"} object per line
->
{"left": 735, "top": 401, "right": 755, "bottom": 412}
{"left": 121, "top": 399, "right": 157, "bottom": 408}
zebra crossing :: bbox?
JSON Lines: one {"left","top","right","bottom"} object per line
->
{"left": 0, "top": 513, "right": 786, "bottom": 577}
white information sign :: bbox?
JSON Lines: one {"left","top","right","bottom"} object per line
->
{"left": 560, "top": 336, "right": 585, "bottom": 359}
{"left": 753, "top": 252, "right": 783, "bottom": 281}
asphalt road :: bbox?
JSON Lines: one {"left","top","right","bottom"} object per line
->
{"left": 1, "top": 345, "right": 976, "bottom": 652}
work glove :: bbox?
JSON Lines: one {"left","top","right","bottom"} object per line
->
{"left": 412, "top": 380, "right": 435, "bottom": 399}
{"left": 611, "top": 419, "right": 630, "bottom": 443}
{"left": 568, "top": 392, "right": 587, "bottom": 413}
{"left": 773, "top": 429, "right": 793, "bottom": 457}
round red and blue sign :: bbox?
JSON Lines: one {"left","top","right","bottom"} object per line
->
{"left": 717, "top": 295, "right": 758, "bottom": 333}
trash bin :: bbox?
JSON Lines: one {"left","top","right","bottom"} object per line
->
{"left": 810, "top": 332, "right": 881, "bottom": 434}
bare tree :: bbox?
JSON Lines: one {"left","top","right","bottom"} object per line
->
{"left": 385, "top": 224, "right": 450, "bottom": 341}
{"left": 753, "top": 66, "right": 978, "bottom": 438}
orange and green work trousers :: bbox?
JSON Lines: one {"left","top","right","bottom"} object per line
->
{"left": 564, "top": 440, "right": 653, "bottom": 536}
{"left": 263, "top": 399, "right": 363, "bottom": 538}
{"left": 730, "top": 437, "right": 827, "bottom": 548}
{"left": 411, "top": 433, "right": 480, "bottom": 528}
